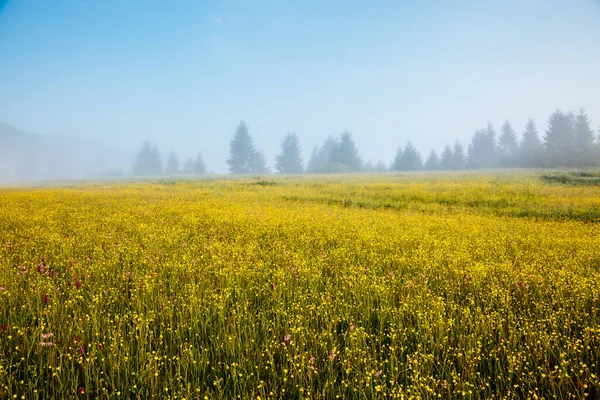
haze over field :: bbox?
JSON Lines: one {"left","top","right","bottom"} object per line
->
{"left": 1, "top": 0, "right": 600, "bottom": 178}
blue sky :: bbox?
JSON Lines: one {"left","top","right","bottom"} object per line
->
{"left": 1, "top": 0, "right": 600, "bottom": 172}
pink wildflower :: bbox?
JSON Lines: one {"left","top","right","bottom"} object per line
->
{"left": 281, "top": 333, "right": 293, "bottom": 346}
{"left": 329, "top": 348, "right": 336, "bottom": 360}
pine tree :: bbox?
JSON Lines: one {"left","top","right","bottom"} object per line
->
{"left": 132, "top": 141, "right": 162, "bottom": 176}
{"left": 362, "top": 161, "right": 375, "bottom": 172}
{"left": 306, "top": 146, "right": 319, "bottom": 173}
{"left": 467, "top": 130, "right": 486, "bottom": 169}
{"left": 249, "top": 150, "right": 268, "bottom": 174}
{"left": 439, "top": 145, "right": 453, "bottom": 170}
{"left": 498, "top": 121, "right": 519, "bottom": 167}
{"left": 328, "top": 131, "right": 362, "bottom": 172}
{"left": 226, "top": 121, "right": 265, "bottom": 174}
{"left": 573, "top": 109, "right": 596, "bottom": 167}
{"left": 451, "top": 141, "right": 466, "bottom": 170}
{"left": 165, "top": 151, "right": 180, "bottom": 175}
{"left": 391, "top": 146, "right": 403, "bottom": 171}
{"left": 307, "top": 136, "right": 338, "bottom": 173}
{"left": 393, "top": 141, "right": 422, "bottom": 171}
{"left": 543, "top": 110, "right": 575, "bottom": 167}
{"left": 519, "top": 118, "right": 542, "bottom": 167}
{"left": 375, "top": 161, "right": 388, "bottom": 172}
{"left": 275, "top": 132, "right": 303, "bottom": 173}
{"left": 424, "top": 150, "right": 440, "bottom": 171}
{"left": 467, "top": 123, "right": 497, "bottom": 169}
{"left": 194, "top": 153, "right": 206, "bottom": 174}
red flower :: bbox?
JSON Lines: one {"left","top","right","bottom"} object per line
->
{"left": 79, "top": 345, "right": 85, "bottom": 355}
{"left": 77, "top": 386, "right": 85, "bottom": 395}
{"left": 75, "top": 281, "right": 82, "bottom": 290}
{"left": 43, "top": 293, "right": 50, "bottom": 304}
{"left": 0, "top": 324, "right": 8, "bottom": 333}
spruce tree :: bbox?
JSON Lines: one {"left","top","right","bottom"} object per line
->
{"left": 249, "top": 150, "right": 268, "bottom": 174}
{"left": 165, "top": 151, "right": 180, "bottom": 175}
{"left": 519, "top": 118, "right": 542, "bottom": 167}
{"left": 498, "top": 121, "right": 519, "bottom": 167}
{"left": 132, "top": 141, "right": 162, "bottom": 176}
{"left": 226, "top": 121, "right": 265, "bottom": 174}
{"left": 391, "top": 146, "right": 403, "bottom": 171}
{"left": 425, "top": 150, "right": 440, "bottom": 171}
{"left": 543, "top": 110, "right": 575, "bottom": 167}
{"left": 362, "top": 161, "right": 375, "bottom": 172}
{"left": 467, "top": 129, "right": 487, "bottom": 169}
{"left": 328, "top": 131, "right": 362, "bottom": 172}
{"left": 375, "top": 161, "right": 388, "bottom": 172}
{"left": 394, "top": 141, "right": 422, "bottom": 171}
{"left": 308, "top": 136, "right": 338, "bottom": 173}
{"left": 468, "top": 124, "right": 496, "bottom": 169}
{"left": 573, "top": 109, "right": 596, "bottom": 167}
{"left": 439, "top": 145, "right": 453, "bottom": 170}
{"left": 275, "top": 132, "right": 303, "bottom": 173}
{"left": 451, "top": 141, "right": 466, "bottom": 170}
{"left": 306, "top": 146, "right": 319, "bottom": 173}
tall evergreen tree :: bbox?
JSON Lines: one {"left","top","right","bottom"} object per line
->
{"left": 132, "top": 141, "right": 162, "bottom": 176}
{"left": 543, "top": 110, "right": 575, "bottom": 167}
{"left": 573, "top": 109, "right": 596, "bottom": 167}
{"left": 393, "top": 141, "right": 422, "bottom": 171}
{"left": 226, "top": 121, "right": 265, "bottom": 174}
{"left": 467, "top": 129, "right": 487, "bottom": 169}
{"left": 328, "top": 131, "right": 362, "bottom": 171}
{"left": 275, "top": 132, "right": 303, "bottom": 173}
{"left": 306, "top": 146, "right": 319, "bottom": 173}
{"left": 519, "top": 118, "right": 542, "bottom": 167}
{"left": 597, "top": 126, "right": 600, "bottom": 163}
{"left": 249, "top": 150, "right": 268, "bottom": 174}
{"left": 439, "top": 145, "right": 453, "bottom": 170}
{"left": 498, "top": 121, "right": 519, "bottom": 167}
{"left": 375, "top": 161, "right": 388, "bottom": 172}
{"left": 391, "top": 146, "right": 403, "bottom": 171}
{"left": 451, "top": 141, "right": 466, "bottom": 170}
{"left": 424, "top": 150, "right": 440, "bottom": 171}
{"left": 307, "top": 136, "right": 338, "bottom": 173}
{"left": 165, "top": 151, "right": 180, "bottom": 175}
{"left": 467, "top": 123, "right": 497, "bottom": 169}
{"left": 194, "top": 153, "right": 206, "bottom": 174}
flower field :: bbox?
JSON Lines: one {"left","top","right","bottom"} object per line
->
{"left": 1, "top": 172, "right": 599, "bottom": 399}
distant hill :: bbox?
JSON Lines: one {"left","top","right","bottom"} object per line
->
{"left": 0, "top": 122, "right": 133, "bottom": 183}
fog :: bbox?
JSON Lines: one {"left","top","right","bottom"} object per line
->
{"left": 1, "top": 0, "right": 600, "bottom": 180}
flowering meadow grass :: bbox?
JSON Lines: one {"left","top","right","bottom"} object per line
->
{"left": 1, "top": 172, "right": 599, "bottom": 399}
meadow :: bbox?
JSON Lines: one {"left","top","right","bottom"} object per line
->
{"left": 0, "top": 171, "right": 599, "bottom": 399}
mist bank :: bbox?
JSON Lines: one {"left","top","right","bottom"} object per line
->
{"left": 2, "top": 105, "right": 600, "bottom": 184}
{"left": 0, "top": 122, "right": 133, "bottom": 183}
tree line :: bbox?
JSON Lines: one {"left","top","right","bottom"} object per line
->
{"left": 131, "top": 108, "right": 600, "bottom": 176}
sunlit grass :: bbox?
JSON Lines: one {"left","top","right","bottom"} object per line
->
{"left": 1, "top": 172, "right": 599, "bottom": 398}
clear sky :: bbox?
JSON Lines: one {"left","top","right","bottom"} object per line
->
{"left": 1, "top": 0, "right": 599, "bottom": 172}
